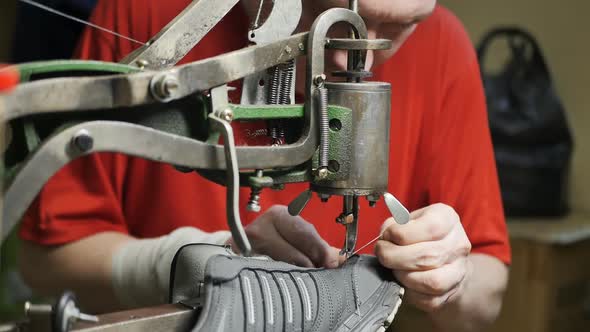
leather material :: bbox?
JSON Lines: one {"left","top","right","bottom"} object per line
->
{"left": 169, "top": 244, "right": 403, "bottom": 332}
{"left": 169, "top": 243, "right": 235, "bottom": 304}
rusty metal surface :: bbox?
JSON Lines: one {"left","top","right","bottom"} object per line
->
{"left": 71, "top": 304, "right": 197, "bottom": 332}
{"left": 120, "top": 0, "right": 240, "bottom": 69}
{"left": 3, "top": 33, "right": 309, "bottom": 121}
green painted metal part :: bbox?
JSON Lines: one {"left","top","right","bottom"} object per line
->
{"left": 312, "top": 105, "right": 353, "bottom": 182}
{"left": 230, "top": 104, "right": 304, "bottom": 120}
{"left": 201, "top": 105, "right": 353, "bottom": 188}
{"left": 8, "top": 59, "right": 354, "bottom": 190}
{"left": 17, "top": 60, "right": 140, "bottom": 82}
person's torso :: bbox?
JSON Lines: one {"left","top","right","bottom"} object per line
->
{"left": 106, "top": 1, "right": 449, "bottom": 252}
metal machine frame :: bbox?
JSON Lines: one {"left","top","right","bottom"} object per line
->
{"left": 0, "top": 0, "right": 410, "bottom": 330}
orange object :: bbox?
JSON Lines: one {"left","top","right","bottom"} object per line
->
{"left": 20, "top": 2, "right": 511, "bottom": 265}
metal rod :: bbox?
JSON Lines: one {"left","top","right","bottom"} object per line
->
{"left": 349, "top": 0, "right": 359, "bottom": 12}
{"left": 209, "top": 112, "right": 252, "bottom": 256}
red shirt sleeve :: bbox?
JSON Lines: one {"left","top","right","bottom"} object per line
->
{"left": 19, "top": 0, "right": 148, "bottom": 244}
{"left": 19, "top": 153, "right": 131, "bottom": 245}
{"left": 422, "top": 8, "right": 511, "bottom": 264}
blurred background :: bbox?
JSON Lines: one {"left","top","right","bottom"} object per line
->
{"left": 1, "top": 0, "right": 589, "bottom": 331}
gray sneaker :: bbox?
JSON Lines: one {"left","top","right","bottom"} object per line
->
{"left": 170, "top": 244, "right": 404, "bottom": 332}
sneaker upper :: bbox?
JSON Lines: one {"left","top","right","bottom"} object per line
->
{"left": 190, "top": 252, "right": 403, "bottom": 332}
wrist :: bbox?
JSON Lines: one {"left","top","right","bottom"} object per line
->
{"left": 427, "top": 256, "right": 474, "bottom": 331}
{"left": 111, "top": 228, "right": 231, "bottom": 308}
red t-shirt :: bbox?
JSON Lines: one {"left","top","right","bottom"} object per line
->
{"left": 19, "top": 1, "right": 511, "bottom": 264}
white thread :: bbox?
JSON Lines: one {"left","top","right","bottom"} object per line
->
{"left": 296, "top": 277, "right": 312, "bottom": 321}
{"left": 349, "top": 232, "right": 385, "bottom": 258}
{"left": 261, "top": 276, "right": 274, "bottom": 325}
{"left": 18, "top": 0, "right": 147, "bottom": 46}
{"left": 278, "top": 277, "right": 293, "bottom": 323}
{"left": 242, "top": 276, "right": 256, "bottom": 324}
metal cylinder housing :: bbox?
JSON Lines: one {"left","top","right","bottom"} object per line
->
{"left": 312, "top": 81, "right": 391, "bottom": 196}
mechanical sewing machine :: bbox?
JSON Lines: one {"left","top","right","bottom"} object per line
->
{"left": 0, "top": 0, "right": 410, "bottom": 330}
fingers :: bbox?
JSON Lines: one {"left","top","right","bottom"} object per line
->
{"left": 269, "top": 206, "right": 338, "bottom": 268}
{"left": 375, "top": 224, "right": 470, "bottom": 271}
{"left": 403, "top": 286, "right": 462, "bottom": 313}
{"left": 375, "top": 240, "right": 452, "bottom": 271}
{"left": 381, "top": 203, "right": 460, "bottom": 245}
{"left": 249, "top": 226, "right": 315, "bottom": 268}
{"left": 245, "top": 207, "right": 314, "bottom": 267}
{"left": 393, "top": 258, "right": 467, "bottom": 296}
{"left": 265, "top": 238, "right": 316, "bottom": 268}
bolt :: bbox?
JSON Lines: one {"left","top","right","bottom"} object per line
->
{"left": 135, "top": 59, "right": 149, "bottom": 69}
{"left": 247, "top": 198, "right": 261, "bottom": 213}
{"left": 151, "top": 74, "right": 180, "bottom": 102}
{"left": 71, "top": 129, "right": 93, "bottom": 152}
{"left": 216, "top": 108, "right": 234, "bottom": 122}
{"left": 246, "top": 186, "right": 262, "bottom": 212}
{"left": 24, "top": 302, "right": 52, "bottom": 316}
{"left": 314, "top": 74, "right": 327, "bottom": 87}
{"left": 163, "top": 78, "right": 179, "bottom": 96}
{"left": 298, "top": 43, "right": 305, "bottom": 51}
{"left": 315, "top": 167, "right": 329, "bottom": 179}
{"left": 367, "top": 194, "right": 380, "bottom": 208}
{"left": 285, "top": 45, "right": 292, "bottom": 54}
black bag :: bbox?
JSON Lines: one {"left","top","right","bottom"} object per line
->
{"left": 477, "top": 27, "right": 573, "bottom": 217}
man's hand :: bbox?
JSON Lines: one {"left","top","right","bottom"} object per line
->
{"left": 375, "top": 203, "right": 472, "bottom": 313}
{"left": 229, "top": 205, "right": 344, "bottom": 268}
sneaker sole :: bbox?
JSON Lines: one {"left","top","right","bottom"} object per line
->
{"left": 377, "top": 287, "right": 404, "bottom": 332}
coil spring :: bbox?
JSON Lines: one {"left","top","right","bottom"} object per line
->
{"left": 318, "top": 85, "right": 329, "bottom": 169}
{"left": 247, "top": 187, "right": 262, "bottom": 212}
{"left": 267, "top": 60, "right": 295, "bottom": 144}
{"left": 278, "top": 59, "right": 295, "bottom": 105}
{"left": 267, "top": 66, "right": 281, "bottom": 105}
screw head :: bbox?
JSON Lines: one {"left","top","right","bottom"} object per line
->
{"left": 71, "top": 129, "right": 93, "bottom": 152}
{"left": 298, "top": 43, "right": 305, "bottom": 51}
{"left": 150, "top": 74, "right": 180, "bottom": 102}
{"left": 163, "top": 78, "right": 179, "bottom": 95}
{"left": 217, "top": 108, "right": 234, "bottom": 122}
{"left": 285, "top": 45, "right": 292, "bottom": 54}
{"left": 135, "top": 59, "right": 149, "bottom": 69}
{"left": 247, "top": 202, "right": 261, "bottom": 213}
{"left": 315, "top": 167, "right": 329, "bottom": 179}
{"left": 314, "top": 74, "right": 327, "bottom": 87}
